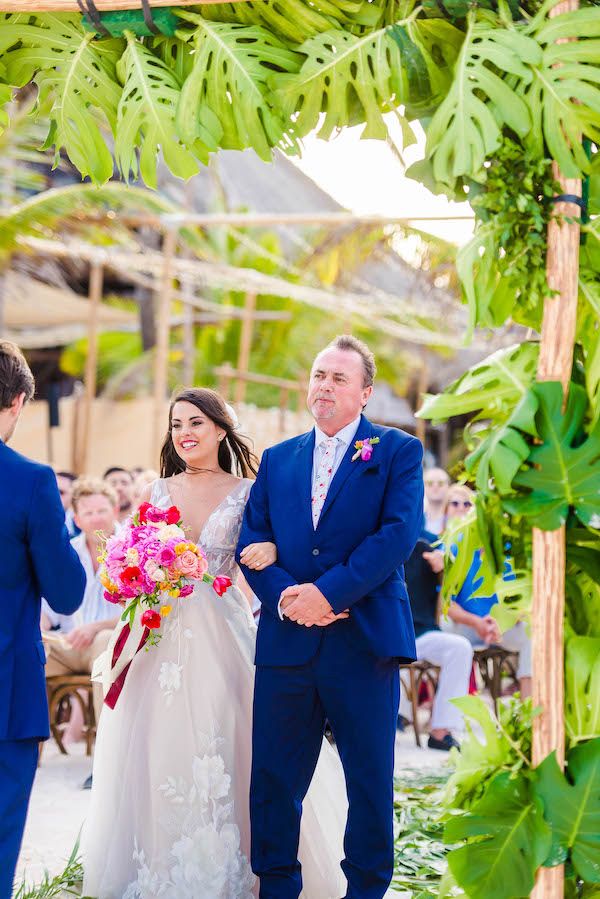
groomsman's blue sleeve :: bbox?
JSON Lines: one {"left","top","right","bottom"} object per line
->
{"left": 315, "top": 437, "right": 424, "bottom": 614}
{"left": 236, "top": 450, "right": 297, "bottom": 617}
{"left": 27, "top": 466, "right": 86, "bottom": 615}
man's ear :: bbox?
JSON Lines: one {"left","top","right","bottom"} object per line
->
{"left": 361, "top": 385, "right": 373, "bottom": 407}
{"left": 12, "top": 392, "right": 26, "bottom": 417}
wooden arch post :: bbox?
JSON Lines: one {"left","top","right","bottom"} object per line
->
{"left": 531, "top": 1, "right": 581, "bottom": 895}
{"left": 152, "top": 227, "right": 177, "bottom": 463}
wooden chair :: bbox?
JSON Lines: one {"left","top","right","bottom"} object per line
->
{"left": 46, "top": 674, "right": 96, "bottom": 756}
{"left": 399, "top": 660, "right": 441, "bottom": 747}
{"left": 473, "top": 646, "right": 519, "bottom": 714}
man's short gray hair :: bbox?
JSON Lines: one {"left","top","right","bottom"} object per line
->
{"left": 326, "top": 335, "right": 376, "bottom": 387}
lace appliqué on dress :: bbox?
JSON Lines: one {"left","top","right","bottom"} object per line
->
{"left": 123, "top": 732, "right": 256, "bottom": 899}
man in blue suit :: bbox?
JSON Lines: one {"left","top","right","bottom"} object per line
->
{"left": 238, "top": 335, "right": 423, "bottom": 899}
{"left": 0, "top": 341, "right": 85, "bottom": 898}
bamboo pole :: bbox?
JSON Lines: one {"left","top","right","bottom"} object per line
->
{"left": 531, "top": 3, "right": 581, "bottom": 896}
{"left": 152, "top": 227, "right": 177, "bottom": 461}
{"left": 0, "top": 0, "right": 250, "bottom": 10}
{"left": 234, "top": 292, "right": 257, "bottom": 405}
{"left": 77, "top": 261, "right": 103, "bottom": 475}
{"left": 181, "top": 273, "right": 195, "bottom": 388}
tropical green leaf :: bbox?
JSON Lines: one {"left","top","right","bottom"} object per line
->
{"left": 444, "top": 772, "right": 552, "bottom": 899}
{"left": 443, "top": 695, "right": 513, "bottom": 809}
{"left": 492, "top": 568, "right": 532, "bottom": 632}
{"left": 508, "top": 382, "right": 600, "bottom": 530}
{"left": 273, "top": 19, "right": 462, "bottom": 143}
{"left": 418, "top": 341, "right": 539, "bottom": 426}
{"left": 566, "top": 570, "right": 600, "bottom": 639}
{"left": 2, "top": 14, "right": 123, "bottom": 184}
{"left": 565, "top": 637, "right": 600, "bottom": 744}
{"left": 176, "top": 16, "right": 301, "bottom": 161}
{"left": 439, "top": 508, "right": 498, "bottom": 608}
{"left": 523, "top": 6, "right": 600, "bottom": 177}
{"left": 197, "top": 0, "right": 347, "bottom": 44}
{"left": 115, "top": 31, "right": 200, "bottom": 188}
{"left": 535, "top": 741, "right": 600, "bottom": 879}
{"left": 426, "top": 11, "right": 539, "bottom": 187}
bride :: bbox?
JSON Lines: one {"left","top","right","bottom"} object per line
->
{"left": 82, "top": 388, "right": 347, "bottom": 899}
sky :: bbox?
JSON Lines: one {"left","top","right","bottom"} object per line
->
{"left": 293, "top": 116, "right": 474, "bottom": 246}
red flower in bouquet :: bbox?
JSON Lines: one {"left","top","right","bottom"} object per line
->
{"left": 212, "top": 576, "right": 233, "bottom": 597}
{"left": 166, "top": 505, "right": 180, "bottom": 525}
{"left": 140, "top": 609, "right": 161, "bottom": 629}
{"left": 121, "top": 566, "right": 142, "bottom": 583}
{"left": 138, "top": 502, "right": 152, "bottom": 524}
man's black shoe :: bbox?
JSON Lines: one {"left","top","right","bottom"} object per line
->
{"left": 427, "top": 733, "right": 460, "bottom": 752}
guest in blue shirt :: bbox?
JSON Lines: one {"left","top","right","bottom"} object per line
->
{"left": 441, "top": 484, "right": 532, "bottom": 698}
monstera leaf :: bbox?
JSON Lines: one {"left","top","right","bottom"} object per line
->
{"left": 272, "top": 18, "right": 462, "bottom": 142}
{"left": 2, "top": 14, "right": 123, "bottom": 184}
{"left": 522, "top": 4, "right": 600, "bottom": 178}
{"left": 509, "top": 382, "right": 600, "bottom": 530}
{"left": 565, "top": 637, "right": 600, "bottom": 744}
{"left": 445, "top": 771, "right": 552, "bottom": 899}
{"left": 199, "top": 0, "right": 353, "bottom": 44}
{"left": 426, "top": 10, "right": 539, "bottom": 187}
{"left": 115, "top": 32, "right": 200, "bottom": 187}
{"left": 535, "top": 740, "right": 600, "bottom": 879}
{"left": 177, "top": 16, "right": 301, "bottom": 160}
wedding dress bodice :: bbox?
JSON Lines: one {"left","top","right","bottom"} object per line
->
{"left": 151, "top": 477, "right": 252, "bottom": 581}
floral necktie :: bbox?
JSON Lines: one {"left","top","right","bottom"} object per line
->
{"left": 311, "top": 436, "right": 338, "bottom": 529}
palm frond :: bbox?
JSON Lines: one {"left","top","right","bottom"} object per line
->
{"left": 115, "top": 31, "right": 201, "bottom": 187}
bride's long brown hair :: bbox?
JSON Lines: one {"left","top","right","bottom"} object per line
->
{"left": 160, "top": 388, "right": 259, "bottom": 479}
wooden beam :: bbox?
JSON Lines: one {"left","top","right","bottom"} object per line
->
{"left": 181, "top": 273, "right": 195, "bottom": 387}
{"left": 1, "top": 0, "right": 250, "bottom": 9}
{"left": 152, "top": 228, "right": 177, "bottom": 462}
{"left": 76, "top": 261, "right": 103, "bottom": 475}
{"left": 531, "top": 3, "right": 580, "bottom": 896}
{"left": 161, "top": 212, "right": 474, "bottom": 228}
{"left": 234, "top": 293, "right": 257, "bottom": 405}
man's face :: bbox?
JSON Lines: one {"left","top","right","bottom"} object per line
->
{"left": 73, "top": 494, "right": 118, "bottom": 538}
{"left": 424, "top": 468, "right": 450, "bottom": 504}
{"left": 307, "top": 347, "right": 372, "bottom": 433}
{"left": 56, "top": 475, "right": 73, "bottom": 512}
{"left": 104, "top": 470, "right": 134, "bottom": 513}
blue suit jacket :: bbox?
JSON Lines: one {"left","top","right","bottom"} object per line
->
{"left": 237, "top": 415, "right": 423, "bottom": 665}
{"left": 0, "top": 442, "right": 85, "bottom": 741}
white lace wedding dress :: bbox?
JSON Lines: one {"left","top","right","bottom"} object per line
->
{"left": 82, "top": 478, "right": 347, "bottom": 899}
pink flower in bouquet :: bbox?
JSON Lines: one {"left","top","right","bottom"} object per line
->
{"left": 213, "top": 576, "right": 232, "bottom": 597}
{"left": 145, "top": 506, "right": 168, "bottom": 523}
{"left": 143, "top": 539, "right": 164, "bottom": 558}
{"left": 179, "top": 584, "right": 194, "bottom": 598}
{"left": 176, "top": 550, "right": 202, "bottom": 577}
{"left": 104, "top": 589, "right": 122, "bottom": 604}
{"left": 157, "top": 545, "right": 177, "bottom": 567}
{"left": 141, "top": 609, "right": 161, "bottom": 629}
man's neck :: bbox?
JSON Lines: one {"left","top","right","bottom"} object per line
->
{"left": 315, "top": 413, "right": 362, "bottom": 438}
{"left": 427, "top": 499, "right": 445, "bottom": 515}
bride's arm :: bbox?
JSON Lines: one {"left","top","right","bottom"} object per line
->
{"left": 239, "top": 541, "right": 277, "bottom": 570}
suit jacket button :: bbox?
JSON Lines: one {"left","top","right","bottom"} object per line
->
{"left": 312, "top": 548, "right": 320, "bottom": 556}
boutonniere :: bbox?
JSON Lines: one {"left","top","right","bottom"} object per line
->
{"left": 351, "top": 437, "right": 380, "bottom": 462}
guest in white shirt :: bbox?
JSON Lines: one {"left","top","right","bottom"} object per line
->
{"left": 423, "top": 467, "right": 450, "bottom": 537}
{"left": 103, "top": 466, "right": 134, "bottom": 525}
{"left": 43, "top": 478, "right": 120, "bottom": 729}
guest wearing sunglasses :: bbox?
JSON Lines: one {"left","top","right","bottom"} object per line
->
{"left": 442, "top": 485, "right": 532, "bottom": 698}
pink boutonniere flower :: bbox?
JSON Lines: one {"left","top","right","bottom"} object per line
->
{"left": 351, "top": 436, "right": 380, "bottom": 462}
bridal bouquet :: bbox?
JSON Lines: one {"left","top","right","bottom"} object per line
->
{"left": 96, "top": 501, "right": 233, "bottom": 708}
{"left": 99, "top": 501, "right": 232, "bottom": 647}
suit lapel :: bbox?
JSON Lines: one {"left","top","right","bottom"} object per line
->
{"left": 294, "top": 429, "right": 316, "bottom": 531}
{"left": 318, "top": 415, "right": 373, "bottom": 527}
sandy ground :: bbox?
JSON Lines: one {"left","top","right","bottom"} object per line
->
{"left": 16, "top": 727, "right": 447, "bottom": 894}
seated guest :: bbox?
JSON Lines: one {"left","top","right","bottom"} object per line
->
{"left": 400, "top": 537, "right": 473, "bottom": 751}
{"left": 103, "top": 466, "right": 134, "bottom": 525}
{"left": 441, "top": 484, "right": 532, "bottom": 698}
{"left": 43, "top": 478, "right": 121, "bottom": 728}
{"left": 423, "top": 467, "right": 450, "bottom": 538}
{"left": 55, "top": 470, "right": 80, "bottom": 537}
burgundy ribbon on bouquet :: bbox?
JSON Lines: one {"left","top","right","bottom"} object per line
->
{"left": 104, "top": 623, "right": 150, "bottom": 709}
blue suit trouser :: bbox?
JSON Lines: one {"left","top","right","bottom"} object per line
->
{"left": 0, "top": 740, "right": 39, "bottom": 899}
{"left": 251, "top": 625, "right": 400, "bottom": 899}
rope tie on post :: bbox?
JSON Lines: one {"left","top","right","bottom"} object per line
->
{"left": 140, "top": 0, "right": 159, "bottom": 34}
{"left": 77, "top": 0, "right": 109, "bottom": 34}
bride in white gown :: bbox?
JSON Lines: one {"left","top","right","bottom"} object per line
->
{"left": 82, "top": 389, "right": 347, "bottom": 899}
